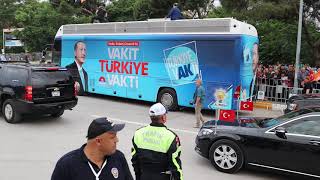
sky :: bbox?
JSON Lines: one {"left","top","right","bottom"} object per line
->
{"left": 213, "top": 0, "right": 222, "bottom": 7}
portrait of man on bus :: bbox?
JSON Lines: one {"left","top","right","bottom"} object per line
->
{"left": 66, "top": 41, "right": 88, "bottom": 95}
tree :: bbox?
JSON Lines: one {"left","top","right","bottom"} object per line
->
{"left": 0, "top": 0, "right": 22, "bottom": 51}
{"left": 107, "top": 0, "right": 136, "bottom": 22}
{"left": 212, "top": 0, "right": 320, "bottom": 65}
{"left": 15, "top": 0, "right": 90, "bottom": 52}
{"left": 183, "top": 0, "right": 211, "bottom": 19}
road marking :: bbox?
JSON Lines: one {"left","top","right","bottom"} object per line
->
{"left": 91, "top": 115, "right": 198, "bottom": 135}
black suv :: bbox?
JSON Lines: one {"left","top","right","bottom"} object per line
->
{"left": 284, "top": 94, "right": 320, "bottom": 113}
{"left": 0, "top": 61, "right": 78, "bottom": 123}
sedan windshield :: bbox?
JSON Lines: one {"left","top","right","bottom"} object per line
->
{"left": 259, "top": 108, "right": 314, "bottom": 128}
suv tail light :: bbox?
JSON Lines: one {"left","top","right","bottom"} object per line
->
{"left": 24, "top": 86, "right": 33, "bottom": 101}
{"left": 46, "top": 67, "right": 59, "bottom": 71}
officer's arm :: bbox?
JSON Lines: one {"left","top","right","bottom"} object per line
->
{"left": 119, "top": 152, "right": 134, "bottom": 180}
{"left": 167, "top": 136, "right": 183, "bottom": 180}
{"left": 51, "top": 160, "right": 70, "bottom": 180}
{"left": 131, "top": 136, "right": 141, "bottom": 180}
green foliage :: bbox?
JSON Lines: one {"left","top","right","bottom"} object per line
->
{"left": 14, "top": 0, "right": 90, "bottom": 52}
{"left": 0, "top": 0, "right": 22, "bottom": 50}
{"left": 256, "top": 20, "right": 298, "bottom": 64}
{"left": 212, "top": 0, "right": 320, "bottom": 65}
{"left": 107, "top": 0, "right": 177, "bottom": 21}
{"left": 107, "top": 0, "right": 135, "bottom": 22}
{"left": 133, "top": 0, "right": 152, "bottom": 21}
{"left": 183, "top": 0, "right": 210, "bottom": 18}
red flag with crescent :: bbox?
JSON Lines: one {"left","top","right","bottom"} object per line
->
{"left": 219, "top": 110, "right": 236, "bottom": 122}
{"left": 240, "top": 101, "right": 253, "bottom": 111}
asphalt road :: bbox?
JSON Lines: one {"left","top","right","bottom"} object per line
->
{"left": 0, "top": 94, "right": 306, "bottom": 180}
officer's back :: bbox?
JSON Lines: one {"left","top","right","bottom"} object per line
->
{"left": 131, "top": 103, "right": 183, "bottom": 180}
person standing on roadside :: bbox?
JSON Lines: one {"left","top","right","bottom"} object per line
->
{"left": 193, "top": 79, "right": 205, "bottom": 128}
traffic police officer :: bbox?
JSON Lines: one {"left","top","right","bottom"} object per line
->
{"left": 131, "top": 103, "right": 183, "bottom": 180}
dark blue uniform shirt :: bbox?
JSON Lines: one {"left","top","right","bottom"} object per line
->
{"left": 167, "top": 7, "right": 183, "bottom": 20}
{"left": 51, "top": 144, "right": 133, "bottom": 180}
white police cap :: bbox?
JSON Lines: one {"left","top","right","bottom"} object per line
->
{"left": 149, "top": 103, "right": 167, "bottom": 116}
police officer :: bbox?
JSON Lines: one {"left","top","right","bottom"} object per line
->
{"left": 51, "top": 117, "right": 133, "bottom": 180}
{"left": 165, "top": 3, "right": 183, "bottom": 20}
{"left": 131, "top": 103, "right": 183, "bottom": 180}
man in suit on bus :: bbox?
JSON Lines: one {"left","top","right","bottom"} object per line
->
{"left": 66, "top": 41, "right": 88, "bottom": 95}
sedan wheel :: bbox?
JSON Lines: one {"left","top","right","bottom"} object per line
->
{"left": 213, "top": 145, "right": 237, "bottom": 169}
{"left": 209, "top": 139, "right": 244, "bottom": 173}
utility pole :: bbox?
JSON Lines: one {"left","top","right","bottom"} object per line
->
{"left": 293, "top": 0, "right": 304, "bottom": 93}
{"left": 2, "top": 30, "right": 5, "bottom": 54}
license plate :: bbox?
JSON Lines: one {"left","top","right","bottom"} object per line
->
{"left": 52, "top": 91, "right": 60, "bottom": 97}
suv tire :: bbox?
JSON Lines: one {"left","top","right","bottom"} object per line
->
{"left": 2, "top": 99, "right": 22, "bottom": 123}
{"left": 209, "top": 139, "right": 244, "bottom": 174}
{"left": 51, "top": 109, "right": 64, "bottom": 118}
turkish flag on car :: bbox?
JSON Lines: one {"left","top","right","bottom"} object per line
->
{"left": 240, "top": 101, "right": 253, "bottom": 111}
{"left": 219, "top": 110, "right": 236, "bottom": 122}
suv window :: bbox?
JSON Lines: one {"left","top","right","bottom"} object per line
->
{"left": 5, "top": 67, "right": 28, "bottom": 86}
{"left": 31, "top": 70, "right": 72, "bottom": 86}
{"left": 283, "top": 116, "right": 320, "bottom": 136}
{"left": 52, "top": 39, "right": 61, "bottom": 64}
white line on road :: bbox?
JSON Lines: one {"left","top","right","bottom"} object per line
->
{"left": 91, "top": 115, "right": 198, "bottom": 135}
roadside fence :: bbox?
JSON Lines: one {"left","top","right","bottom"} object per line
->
{"left": 253, "top": 78, "right": 320, "bottom": 103}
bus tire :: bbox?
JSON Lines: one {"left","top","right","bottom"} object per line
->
{"left": 157, "top": 88, "right": 178, "bottom": 111}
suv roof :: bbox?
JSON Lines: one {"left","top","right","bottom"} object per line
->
{"left": 0, "top": 60, "right": 77, "bottom": 123}
{"left": 290, "top": 94, "right": 320, "bottom": 101}
{"left": 300, "top": 94, "right": 320, "bottom": 99}
{"left": 0, "top": 61, "right": 65, "bottom": 70}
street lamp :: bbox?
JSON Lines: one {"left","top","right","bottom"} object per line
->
{"left": 293, "top": 0, "right": 304, "bottom": 93}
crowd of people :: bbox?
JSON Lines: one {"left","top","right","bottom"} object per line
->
{"left": 255, "top": 63, "right": 320, "bottom": 94}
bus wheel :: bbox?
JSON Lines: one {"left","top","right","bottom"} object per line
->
{"left": 157, "top": 88, "right": 178, "bottom": 111}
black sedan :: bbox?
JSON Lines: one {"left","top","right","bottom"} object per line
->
{"left": 195, "top": 108, "right": 320, "bottom": 178}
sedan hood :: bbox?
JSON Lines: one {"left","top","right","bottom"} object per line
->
{"left": 202, "top": 117, "right": 270, "bottom": 129}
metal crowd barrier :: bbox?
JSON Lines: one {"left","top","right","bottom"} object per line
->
{"left": 253, "top": 78, "right": 320, "bottom": 103}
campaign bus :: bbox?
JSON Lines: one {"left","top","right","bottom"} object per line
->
{"left": 52, "top": 18, "right": 259, "bottom": 110}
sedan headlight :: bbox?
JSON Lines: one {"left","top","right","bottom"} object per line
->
{"left": 198, "top": 128, "right": 214, "bottom": 137}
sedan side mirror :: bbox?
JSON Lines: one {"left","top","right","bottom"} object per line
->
{"left": 275, "top": 127, "right": 287, "bottom": 139}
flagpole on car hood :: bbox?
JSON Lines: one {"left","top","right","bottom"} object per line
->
{"left": 214, "top": 109, "right": 219, "bottom": 135}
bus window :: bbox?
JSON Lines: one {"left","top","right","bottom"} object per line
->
{"left": 52, "top": 39, "right": 61, "bottom": 64}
